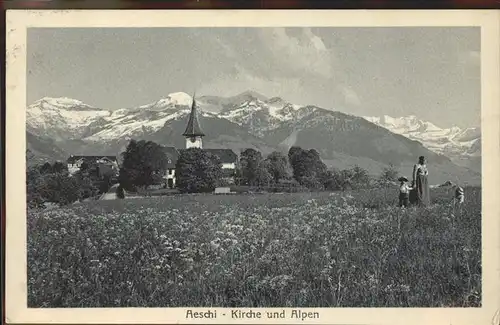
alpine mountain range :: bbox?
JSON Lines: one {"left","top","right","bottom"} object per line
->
{"left": 26, "top": 91, "right": 481, "bottom": 185}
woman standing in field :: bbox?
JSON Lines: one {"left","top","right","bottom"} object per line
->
{"left": 411, "top": 155, "right": 431, "bottom": 206}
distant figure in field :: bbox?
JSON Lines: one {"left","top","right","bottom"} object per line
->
{"left": 410, "top": 156, "right": 431, "bottom": 207}
{"left": 454, "top": 185, "right": 465, "bottom": 204}
{"left": 398, "top": 176, "right": 411, "bottom": 208}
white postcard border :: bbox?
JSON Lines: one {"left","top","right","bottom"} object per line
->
{"left": 5, "top": 9, "right": 500, "bottom": 325}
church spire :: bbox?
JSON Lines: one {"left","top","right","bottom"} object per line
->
{"left": 182, "top": 93, "right": 205, "bottom": 137}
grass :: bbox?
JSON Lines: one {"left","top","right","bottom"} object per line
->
{"left": 27, "top": 186, "right": 481, "bottom": 308}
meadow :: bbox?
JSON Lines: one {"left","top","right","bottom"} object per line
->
{"left": 27, "top": 186, "right": 481, "bottom": 308}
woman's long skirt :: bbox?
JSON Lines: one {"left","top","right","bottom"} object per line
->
{"left": 415, "top": 174, "right": 431, "bottom": 206}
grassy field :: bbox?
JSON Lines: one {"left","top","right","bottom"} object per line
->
{"left": 27, "top": 186, "right": 481, "bottom": 307}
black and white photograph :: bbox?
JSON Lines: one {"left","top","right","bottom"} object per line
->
{"left": 5, "top": 9, "right": 500, "bottom": 325}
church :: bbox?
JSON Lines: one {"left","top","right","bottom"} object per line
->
{"left": 162, "top": 96, "right": 238, "bottom": 188}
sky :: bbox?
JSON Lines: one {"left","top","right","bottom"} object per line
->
{"left": 27, "top": 27, "right": 480, "bottom": 128}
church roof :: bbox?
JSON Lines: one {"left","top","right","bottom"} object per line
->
{"left": 161, "top": 146, "right": 180, "bottom": 168}
{"left": 204, "top": 149, "right": 238, "bottom": 164}
{"left": 177, "top": 148, "right": 238, "bottom": 164}
{"left": 182, "top": 97, "right": 205, "bottom": 137}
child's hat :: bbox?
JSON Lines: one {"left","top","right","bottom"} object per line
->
{"left": 398, "top": 176, "right": 409, "bottom": 182}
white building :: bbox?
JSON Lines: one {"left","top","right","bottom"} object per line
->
{"left": 66, "top": 155, "right": 118, "bottom": 177}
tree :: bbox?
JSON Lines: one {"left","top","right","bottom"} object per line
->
{"left": 35, "top": 172, "right": 80, "bottom": 206}
{"left": 234, "top": 166, "right": 243, "bottom": 185}
{"left": 379, "top": 163, "right": 399, "bottom": 187}
{"left": 175, "top": 148, "right": 223, "bottom": 193}
{"left": 119, "top": 140, "right": 168, "bottom": 191}
{"left": 98, "top": 174, "right": 113, "bottom": 194}
{"left": 337, "top": 168, "right": 356, "bottom": 191}
{"left": 255, "top": 159, "right": 273, "bottom": 187}
{"left": 76, "top": 175, "right": 100, "bottom": 200}
{"left": 39, "top": 162, "right": 53, "bottom": 175}
{"left": 27, "top": 162, "right": 80, "bottom": 208}
{"left": 27, "top": 166, "right": 44, "bottom": 208}
{"left": 52, "top": 161, "right": 68, "bottom": 174}
{"left": 288, "top": 146, "right": 303, "bottom": 163}
{"left": 240, "top": 148, "right": 264, "bottom": 186}
{"left": 288, "top": 146, "right": 327, "bottom": 189}
{"left": 265, "top": 151, "right": 290, "bottom": 184}
{"left": 322, "top": 169, "right": 342, "bottom": 191}
{"left": 308, "top": 149, "right": 328, "bottom": 179}
{"left": 80, "top": 161, "right": 90, "bottom": 173}
{"left": 288, "top": 147, "right": 307, "bottom": 180}
{"left": 350, "top": 165, "right": 371, "bottom": 189}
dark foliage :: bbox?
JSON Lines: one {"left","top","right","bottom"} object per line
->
{"left": 288, "top": 146, "right": 328, "bottom": 189}
{"left": 116, "top": 185, "right": 125, "bottom": 199}
{"left": 175, "top": 148, "right": 223, "bottom": 193}
{"left": 264, "top": 151, "right": 290, "bottom": 184}
{"left": 26, "top": 167, "right": 80, "bottom": 207}
{"left": 119, "top": 140, "right": 168, "bottom": 191}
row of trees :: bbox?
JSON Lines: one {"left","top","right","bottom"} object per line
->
{"left": 27, "top": 139, "right": 402, "bottom": 207}
{"left": 237, "top": 146, "right": 399, "bottom": 191}
{"left": 117, "top": 140, "right": 401, "bottom": 194}
{"left": 27, "top": 160, "right": 115, "bottom": 208}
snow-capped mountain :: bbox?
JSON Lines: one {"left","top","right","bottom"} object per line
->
{"left": 27, "top": 93, "right": 217, "bottom": 142}
{"left": 363, "top": 115, "right": 481, "bottom": 171}
{"left": 27, "top": 93, "right": 319, "bottom": 142}
{"left": 27, "top": 97, "right": 111, "bottom": 140}
{"left": 218, "top": 97, "right": 315, "bottom": 136}
{"left": 25, "top": 91, "right": 481, "bottom": 184}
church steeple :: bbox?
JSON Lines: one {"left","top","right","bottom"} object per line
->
{"left": 183, "top": 93, "right": 205, "bottom": 149}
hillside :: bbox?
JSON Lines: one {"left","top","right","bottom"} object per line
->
{"left": 26, "top": 131, "right": 67, "bottom": 166}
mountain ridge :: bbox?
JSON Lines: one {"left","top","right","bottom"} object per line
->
{"left": 25, "top": 91, "right": 481, "bottom": 185}
{"left": 363, "top": 115, "right": 481, "bottom": 172}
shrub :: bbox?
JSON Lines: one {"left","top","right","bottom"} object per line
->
{"left": 378, "top": 163, "right": 399, "bottom": 187}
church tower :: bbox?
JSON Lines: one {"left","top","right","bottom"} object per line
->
{"left": 183, "top": 94, "right": 205, "bottom": 149}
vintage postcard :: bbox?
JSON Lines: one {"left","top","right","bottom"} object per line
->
{"left": 5, "top": 9, "right": 500, "bottom": 325}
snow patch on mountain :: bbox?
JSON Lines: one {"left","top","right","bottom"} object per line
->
{"left": 85, "top": 109, "right": 191, "bottom": 141}
{"left": 218, "top": 97, "right": 314, "bottom": 136}
{"left": 138, "top": 92, "right": 193, "bottom": 111}
{"left": 28, "top": 93, "right": 194, "bottom": 140}
{"left": 363, "top": 115, "right": 481, "bottom": 158}
{"left": 27, "top": 97, "right": 111, "bottom": 139}
{"left": 26, "top": 92, "right": 228, "bottom": 143}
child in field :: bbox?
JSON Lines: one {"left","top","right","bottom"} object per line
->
{"left": 454, "top": 185, "right": 464, "bottom": 204}
{"left": 398, "top": 176, "right": 412, "bottom": 208}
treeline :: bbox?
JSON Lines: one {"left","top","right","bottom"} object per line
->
{"left": 27, "top": 160, "right": 115, "bottom": 209}
{"left": 116, "top": 140, "right": 400, "bottom": 194}
{"left": 26, "top": 139, "right": 401, "bottom": 208}
{"left": 236, "top": 146, "right": 399, "bottom": 191}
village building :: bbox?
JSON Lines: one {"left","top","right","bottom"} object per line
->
{"left": 66, "top": 155, "right": 119, "bottom": 177}
{"left": 162, "top": 96, "right": 238, "bottom": 188}
{"left": 162, "top": 146, "right": 179, "bottom": 189}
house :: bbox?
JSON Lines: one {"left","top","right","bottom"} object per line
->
{"left": 67, "top": 155, "right": 119, "bottom": 177}
{"left": 204, "top": 148, "right": 238, "bottom": 182}
{"left": 161, "top": 95, "right": 238, "bottom": 188}
{"left": 162, "top": 146, "right": 180, "bottom": 189}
